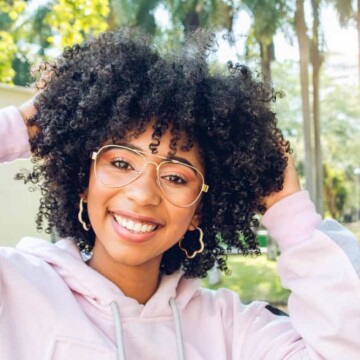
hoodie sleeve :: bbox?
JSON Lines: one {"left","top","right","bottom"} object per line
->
{"left": 0, "top": 106, "right": 31, "bottom": 162}
{"left": 239, "top": 190, "right": 360, "bottom": 359}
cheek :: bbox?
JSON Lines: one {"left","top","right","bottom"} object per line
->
{"left": 168, "top": 207, "right": 197, "bottom": 235}
{"left": 87, "top": 165, "right": 113, "bottom": 200}
{"left": 86, "top": 172, "right": 112, "bottom": 220}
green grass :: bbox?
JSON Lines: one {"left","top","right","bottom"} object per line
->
{"left": 202, "top": 254, "right": 290, "bottom": 306}
{"left": 201, "top": 222, "right": 359, "bottom": 307}
{"left": 344, "top": 222, "right": 360, "bottom": 241}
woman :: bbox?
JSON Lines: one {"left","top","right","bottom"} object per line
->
{"left": 0, "top": 29, "right": 359, "bottom": 359}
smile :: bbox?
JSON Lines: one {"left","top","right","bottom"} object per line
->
{"left": 113, "top": 214, "right": 158, "bottom": 233}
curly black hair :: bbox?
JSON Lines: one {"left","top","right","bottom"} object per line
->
{"left": 19, "top": 28, "right": 289, "bottom": 278}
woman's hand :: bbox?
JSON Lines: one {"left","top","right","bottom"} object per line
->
{"left": 263, "top": 154, "right": 301, "bottom": 210}
{"left": 18, "top": 98, "right": 38, "bottom": 138}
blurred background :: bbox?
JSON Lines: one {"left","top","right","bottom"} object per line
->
{"left": 0, "top": 0, "right": 360, "bottom": 306}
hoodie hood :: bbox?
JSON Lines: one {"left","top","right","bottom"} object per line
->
{"left": 16, "top": 237, "right": 201, "bottom": 318}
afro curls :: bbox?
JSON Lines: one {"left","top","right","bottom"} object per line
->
{"left": 19, "top": 28, "right": 289, "bottom": 278}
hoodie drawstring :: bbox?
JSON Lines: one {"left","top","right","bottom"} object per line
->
{"left": 169, "top": 297, "right": 185, "bottom": 360}
{"left": 111, "top": 302, "right": 126, "bottom": 360}
{"left": 110, "top": 299, "right": 185, "bottom": 360}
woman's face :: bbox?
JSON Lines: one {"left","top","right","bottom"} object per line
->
{"left": 85, "top": 123, "right": 204, "bottom": 272}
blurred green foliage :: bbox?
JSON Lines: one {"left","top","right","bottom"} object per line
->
{"left": 203, "top": 254, "right": 290, "bottom": 305}
{"left": 0, "top": 1, "right": 26, "bottom": 84}
{"left": 0, "top": 0, "right": 109, "bottom": 84}
{"left": 0, "top": 0, "right": 359, "bottom": 219}
{"left": 44, "top": 0, "right": 109, "bottom": 46}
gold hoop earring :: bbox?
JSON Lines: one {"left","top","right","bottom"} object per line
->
{"left": 179, "top": 227, "right": 204, "bottom": 259}
{"left": 78, "top": 198, "right": 91, "bottom": 231}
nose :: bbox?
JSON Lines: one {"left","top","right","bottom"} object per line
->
{"left": 123, "top": 162, "right": 162, "bottom": 206}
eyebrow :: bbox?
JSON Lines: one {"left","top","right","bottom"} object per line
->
{"left": 119, "top": 143, "right": 195, "bottom": 168}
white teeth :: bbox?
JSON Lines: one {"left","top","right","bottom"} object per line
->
{"left": 113, "top": 214, "right": 157, "bottom": 233}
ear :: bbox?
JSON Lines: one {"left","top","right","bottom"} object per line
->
{"left": 188, "top": 203, "right": 202, "bottom": 231}
{"left": 80, "top": 188, "right": 89, "bottom": 200}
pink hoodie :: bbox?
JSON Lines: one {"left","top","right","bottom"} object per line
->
{"left": 1, "top": 106, "right": 360, "bottom": 360}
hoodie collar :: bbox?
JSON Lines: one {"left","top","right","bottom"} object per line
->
{"left": 16, "top": 237, "right": 201, "bottom": 318}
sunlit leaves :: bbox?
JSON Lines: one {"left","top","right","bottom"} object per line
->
{"left": 44, "top": 0, "right": 110, "bottom": 47}
{"left": 165, "top": 0, "right": 234, "bottom": 32}
{"left": 0, "top": 1, "right": 27, "bottom": 83}
{"left": 0, "top": 31, "right": 17, "bottom": 84}
{"left": 242, "top": 0, "right": 289, "bottom": 45}
{"left": 0, "top": 0, "right": 26, "bottom": 21}
{"left": 330, "top": 0, "right": 354, "bottom": 26}
{"left": 323, "top": 162, "right": 348, "bottom": 219}
{"left": 0, "top": 0, "right": 110, "bottom": 83}
{"left": 108, "top": 0, "right": 159, "bottom": 34}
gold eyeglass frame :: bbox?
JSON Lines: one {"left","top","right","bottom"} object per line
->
{"left": 91, "top": 144, "right": 209, "bottom": 208}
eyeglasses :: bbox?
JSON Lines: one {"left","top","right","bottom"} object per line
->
{"left": 91, "top": 145, "right": 209, "bottom": 207}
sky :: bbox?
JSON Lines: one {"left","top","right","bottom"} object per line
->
{"left": 209, "top": 4, "right": 358, "bottom": 86}
{"left": 215, "top": 4, "right": 358, "bottom": 63}
{"left": 29, "top": 1, "right": 359, "bottom": 84}
{"left": 30, "top": 1, "right": 358, "bottom": 64}
{"left": 154, "top": 2, "right": 359, "bottom": 86}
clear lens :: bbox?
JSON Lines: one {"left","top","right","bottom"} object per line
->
{"left": 158, "top": 162, "right": 204, "bottom": 206}
{"left": 94, "top": 145, "right": 205, "bottom": 207}
{"left": 95, "top": 146, "right": 143, "bottom": 187}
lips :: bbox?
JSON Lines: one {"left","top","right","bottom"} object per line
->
{"left": 109, "top": 209, "right": 163, "bottom": 241}
{"left": 113, "top": 214, "right": 158, "bottom": 233}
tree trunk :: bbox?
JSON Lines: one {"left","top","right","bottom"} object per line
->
{"left": 260, "top": 41, "right": 275, "bottom": 83}
{"left": 357, "top": 0, "right": 360, "bottom": 99}
{"left": 295, "top": 0, "right": 315, "bottom": 202}
{"left": 107, "top": 0, "right": 122, "bottom": 30}
{"left": 312, "top": 52, "right": 324, "bottom": 214}
{"left": 311, "top": 0, "right": 324, "bottom": 215}
{"left": 184, "top": 10, "right": 200, "bottom": 33}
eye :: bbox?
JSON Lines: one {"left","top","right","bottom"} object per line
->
{"left": 162, "top": 174, "right": 188, "bottom": 185}
{"left": 111, "top": 158, "right": 134, "bottom": 171}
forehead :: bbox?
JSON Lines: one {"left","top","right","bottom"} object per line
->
{"left": 121, "top": 123, "right": 204, "bottom": 170}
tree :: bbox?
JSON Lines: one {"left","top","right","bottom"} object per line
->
{"left": 0, "top": 0, "right": 110, "bottom": 85}
{"left": 320, "top": 75, "right": 360, "bottom": 169}
{"left": 332, "top": 0, "right": 353, "bottom": 24}
{"left": 272, "top": 59, "right": 360, "bottom": 216}
{"left": 241, "top": 0, "right": 290, "bottom": 82}
{"left": 44, "top": 0, "right": 109, "bottom": 47}
{"left": 323, "top": 163, "right": 348, "bottom": 219}
{"left": 330, "top": 0, "right": 360, "bottom": 99}
{"left": 294, "top": 0, "right": 316, "bottom": 202}
{"left": 0, "top": 31, "right": 17, "bottom": 84}
{"left": 310, "top": 0, "right": 325, "bottom": 215}
{"left": 107, "top": 0, "right": 160, "bottom": 34}
{"left": 28, "top": 5, "right": 53, "bottom": 56}
{"left": 165, "top": 0, "right": 234, "bottom": 33}
{"left": 357, "top": 0, "right": 360, "bottom": 97}
{"left": 0, "top": 0, "right": 26, "bottom": 84}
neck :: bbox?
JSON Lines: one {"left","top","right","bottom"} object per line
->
{"left": 88, "top": 245, "right": 161, "bottom": 304}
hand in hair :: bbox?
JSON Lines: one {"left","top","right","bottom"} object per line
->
{"left": 263, "top": 154, "right": 301, "bottom": 210}
{"left": 18, "top": 98, "right": 38, "bottom": 139}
